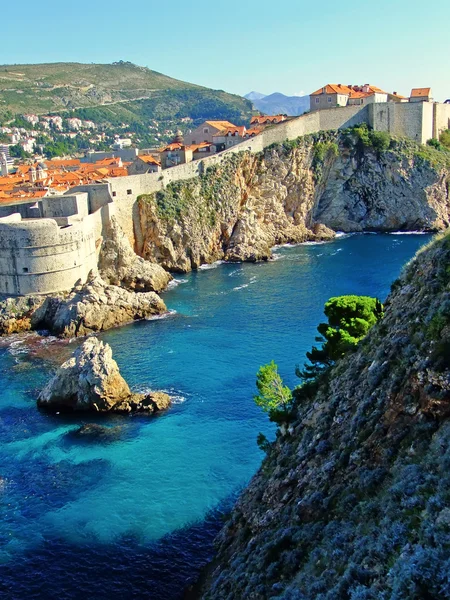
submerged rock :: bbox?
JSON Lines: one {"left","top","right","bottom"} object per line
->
{"left": 67, "top": 423, "right": 124, "bottom": 442}
{"left": 37, "top": 337, "right": 171, "bottom": 414}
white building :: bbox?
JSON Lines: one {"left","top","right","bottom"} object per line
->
{"left": 22, "top": 114, "right": 39, "bottom": 126}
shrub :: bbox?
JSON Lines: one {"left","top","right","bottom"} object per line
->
{"left": 427, "top": 138, "right": 443, "bottom": 150}
{"left": 440, "top": 129, "right": 450, "bottom": 149}
{"left": 369, "top": 130, "right": 391, "bottom": 153}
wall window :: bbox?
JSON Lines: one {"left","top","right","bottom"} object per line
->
{"left": 203, "top": 128, "right": 209, "bottom": 134}
{"left": 327, "top": 97, "right": 332, "bottom": 103}
{"left": 112, "top": 191, "right": 117, "bottom": 197}
{"left": 23, "top": 267, "right": 29, "bottom": 273}
{"left": 127, "top": 189, "right": 132, "bottom": 195}
{"left": 315, "top": 98, "right": 320, "bottom": 104}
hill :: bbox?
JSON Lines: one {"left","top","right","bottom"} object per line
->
{"left": 0, "top": 61, "right": 253, "bottom": 125}
{"left": 245, "top": 91, "right": 309, "bottom": 116}
{"left": 198, "top": 230, "right": 450, "bottom": 598}
{"left": 244, "top": 91, "right": 267, "bottom": 101}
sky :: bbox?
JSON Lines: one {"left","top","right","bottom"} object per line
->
{"left": 2, "top": 0, "right": 450, "bottom": 101}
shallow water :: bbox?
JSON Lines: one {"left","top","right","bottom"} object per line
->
{"left": 0, "top": 233, "right": 431, "bottom": 599}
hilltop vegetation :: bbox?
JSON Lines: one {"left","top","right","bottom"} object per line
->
{"left": 0, "top": 61, "right": 252, "bottom": 126}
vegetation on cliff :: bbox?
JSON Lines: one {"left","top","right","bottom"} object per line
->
{"left": 137, "top": 129, "right": 450, "bottom": 273}
{"left": 199, "top": 231, "right": 450, "bottom": 599}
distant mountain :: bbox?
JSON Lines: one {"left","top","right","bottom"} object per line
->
{"left": 244, "top": 91, "right": 267, "bottom": 101}
{"left": 245, "top": 92, "right": 309, "bottom": 116}
{"left": 0, "top": 62, "right": 253, "bottom": 125}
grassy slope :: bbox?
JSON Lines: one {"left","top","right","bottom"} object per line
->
{"left": 0, "top": 62, "right": 252, "bottom": 124}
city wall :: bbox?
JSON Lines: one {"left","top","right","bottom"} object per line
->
{"left": 0, "top": 216, "right": 97, "bottom": 296}
{"left": 0, "top": 196, "right": 115, "bottom": 296}
{"left": 4, "top": 100, "right": 450, "bottom": 296}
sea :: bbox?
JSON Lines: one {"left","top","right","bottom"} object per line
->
{"left": 0, "top": 232, "right": 432, "bottom": 599}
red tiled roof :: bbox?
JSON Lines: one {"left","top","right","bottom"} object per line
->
{"left": 138, "top": 155, "right": 161, "bottom": 165}
{"left": 311, "top": 84, "right": 387, "bottom": 97}
{"left": 410, "top": 88, "right": 431, "bottom": 97}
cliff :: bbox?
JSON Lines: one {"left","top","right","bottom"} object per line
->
{"left": 137, "top": 130, "right": 450, "bottom": 272}
{"left": 198, "top": 231, "right": 450, "bottom": 599}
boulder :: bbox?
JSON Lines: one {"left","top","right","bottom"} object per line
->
{"left": 0, "top": 274, "right": 168, "bottom": 339}
{"left": 41, "top": 273, "right": 168, "bottom": 338}
{"left": 37, "top": 337, "right": 171, "bottom": 414}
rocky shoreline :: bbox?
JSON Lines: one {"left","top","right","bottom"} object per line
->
{"left": 0, "top": 273, "right": 167, "bottom": 338}
{"left": 136, "top": 132, "right": 449, "bottom": 273}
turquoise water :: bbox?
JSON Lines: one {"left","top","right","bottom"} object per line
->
{"left": 0, "top": 233, "right": 431, "bottom": 599}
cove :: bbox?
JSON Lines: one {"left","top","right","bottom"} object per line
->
{"left": 0, "top": 233, "right": 432, "bottom": 599}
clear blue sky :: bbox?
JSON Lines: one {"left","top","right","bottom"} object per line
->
{"left": 2, "top": 0, "right": 450, "bottom": 100}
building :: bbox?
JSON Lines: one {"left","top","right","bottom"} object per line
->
{"left": 127, "top": 155, "right": 162, "bottom": 175}
{"left": 20, "top": 138, "right": 35, "bottom": 154}
{"left": 410, "top": 88, "right": 433, "bottom": 103}
{"left": 184, "top": 121, "right": 237, "bottom": 145}
{"left": 22, "top": 114, "right": 39, "bottom": 126}
{"left": 191, "top": 142, "right": 217, "bottom": 160}
{"left": 0, "top": 145, "right": 14, "bottom": 169}
{"left": 250, "top": 115, "right": 287, "bottom": 126}
{"left": 388, "top": 92, "right": 409, "bottom": 103}
{"left": 67, "top": 118, "right": 83, "bottom": 131}
{"left": 310, "top": 84, "right": 388, "bottom": 112}
{"left": 113, "top": 138, "right": 132, "bottom": 150}
{"left": 212, "top": 126, "right": 246, "bottom": 150}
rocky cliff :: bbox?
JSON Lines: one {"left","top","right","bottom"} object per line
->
{"left": 198, "top": 231, "right": 450, "bottom": 599}
{"left": 137, "top": 131, "right": 450, "bottom": 272}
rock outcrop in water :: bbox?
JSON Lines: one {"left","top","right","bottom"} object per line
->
{"left": 136, "top": 132, "right": 450, "bottom": 272}
{"left": 0, "top": 274, "right": 167, "bottom": 338}
{"left": 38, "top": 337, "right": 171, "bottom": 414}
{"left": 198, "top": 231, "right": 450, "bottom": 599}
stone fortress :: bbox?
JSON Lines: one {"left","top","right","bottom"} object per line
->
{"left": 1, "top": 98, "right": 450, "bottom": 297}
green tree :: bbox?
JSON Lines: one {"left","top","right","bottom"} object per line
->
{"left": 8, "top": 144, "right": 31, "bottom": 159}
{"left": 254, "top": 361, "right": 292, "bottom": 423}
{"left": 298, "top": 295, "right": 384, "bottom": 380}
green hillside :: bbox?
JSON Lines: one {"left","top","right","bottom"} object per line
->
{"left": 0, "top": 61, "right": 252, "bottom": 124}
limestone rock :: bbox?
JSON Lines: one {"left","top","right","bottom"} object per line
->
{"left": 99, "top": 216, "right": 172, "bottom": 293}
{"left": 44, "top": 273, "right": 167, "bottom": 338}
{"left": 37, "top": 337, "right": 171, "bottom": 414}
{"left": 136, "top": 136, "right": 449, "bottom": 273}
{"left": 0, "top": 296, "right": 46, "bottom": 336}
{"left": 0, "top": 274, "right": 167, "bottom": 339}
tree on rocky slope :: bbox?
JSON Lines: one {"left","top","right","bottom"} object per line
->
{"left": 297, "top": 295, "right": 384, "bottom": 382}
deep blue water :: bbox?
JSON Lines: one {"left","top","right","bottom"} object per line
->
{"left": 0, "top": 233, "right": 431, "bottom": 599}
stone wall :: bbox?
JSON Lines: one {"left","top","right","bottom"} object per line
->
{"left": 433, "top": 103, "right": 450, "bottom": 139}
{"left": 0, "top": 215, "right": 98, "bottom": 296}
{"left": 41, "top": 192, "right": 89, "bottom": 220}
{"left": 368, "top": 102, "right": 434, "bottom": 144}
